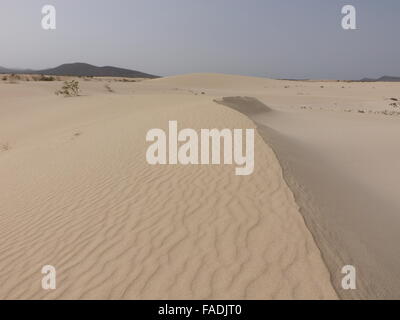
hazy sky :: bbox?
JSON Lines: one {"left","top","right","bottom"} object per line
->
{"left": 0, "top": 0, "right": 399, "bottom": 79}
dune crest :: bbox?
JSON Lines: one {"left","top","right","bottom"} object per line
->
{"left": 216, "top": 93, "right": 400, "bottom": 299}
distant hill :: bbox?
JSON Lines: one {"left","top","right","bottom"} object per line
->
{"left": 359, "top": 75, "right": 400, "bottom": 82}
{"left": 0, "top": 63, "right": 159, "bottom": 79}
{"left": 0, "top": 66, "right": 14, "bottom": 73}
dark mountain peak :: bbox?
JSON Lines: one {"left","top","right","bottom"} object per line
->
{"left": 377, "top": 76, "right": 400, "bottom": 82}
{"left": 0, "top": 66, "right": 13, "bottom": 73}
{"left": 0, "top": 62, "right": 159, "bottom": 79}
{"left": 359, "top": 75, "right": 400, "bottom": 82}
{"left": 38, "top": 63, "right": 159, "bottom": 79}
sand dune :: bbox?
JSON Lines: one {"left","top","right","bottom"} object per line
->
{"left": 0, "top": 77, "right": 337, "bottom": 299}
{"left": 216, "top": 93, "right": 400, "bottom": 299}
{"left": 3, "top": 73, "right": 400, "bottom": 300}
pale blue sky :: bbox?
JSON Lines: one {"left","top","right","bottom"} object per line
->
{"left": 0, "top": 0, "right": 399, "bottom": 79}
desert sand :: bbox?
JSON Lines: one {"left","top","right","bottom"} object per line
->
{"left": 211, "top": 78, "right": 400, "bottom": 300}
{"left": 0, "top": 74, "right": 337, "bottom": 299}
{"left": 2, "top": 73, "right": 400, "bottom": 300}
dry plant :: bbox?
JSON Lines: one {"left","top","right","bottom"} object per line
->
{"left": 105, "top": 84, "right": 114, "bottom": 93}
{"left": 7, "top": 74, "right": 20, "bottom": 84}
{"left": 55, "top": 80, "right": 80, "bottom": 97}
{"left": 0, "top": 143, "right": 10, "bottom": 151}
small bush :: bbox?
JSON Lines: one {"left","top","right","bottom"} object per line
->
{"left": 55, "top": 80, "right": 80, "bottom": 97}
{"left": 0, "top": 143, "right": 10, "bottom": 151}
{"left": 7, "top": 74, "right": 20, "bottom": 84}
{"left": 105, "top": 84, "right": 114, "bottom": 93}
{"left": 40, "top": 74, "right": 55, "bottom": 81}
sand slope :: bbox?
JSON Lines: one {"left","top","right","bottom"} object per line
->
{"left": 0, "top": 78, "right": 336, "bottom": 299}
{"left": 216, "top": 92, "right": 400, "bottom": 300}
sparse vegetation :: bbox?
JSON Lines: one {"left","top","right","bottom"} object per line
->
{"left": 6, "top": 74, "right": 20, "bottom": 84}
{"left": 0, "top": 143, "right": 10, "bottom": 152}
{"left": 55, "top": 80, "right": 80, "bottom": 97}
{"left": 0, "top": 74, "right": 57, "bottom": 82}
{"left": 30, "top": 74, "right": 56, "bottom": 81}
{"left": 31, "top": 75, "right": 41, "bottom": 81}
{"left": 40, "top": 74, "right": 56, "bottom": 81}
{"left": 104, "top": 84, "right": 114, "bottom": 93}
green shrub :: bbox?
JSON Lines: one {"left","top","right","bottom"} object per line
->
{"left": 55, "top": 80, "right": 80, "bottom": 97}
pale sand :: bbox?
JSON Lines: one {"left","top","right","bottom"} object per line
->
{"left": 212, "top": 78, "right": 400, "bottom": 299}
{"left": 0, "top": 76, "right": 336, "bottom": 299}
